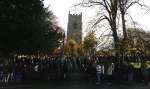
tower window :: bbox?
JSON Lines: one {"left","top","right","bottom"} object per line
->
{"left": 73, "top": 23, "right": 77, "bottom": 29}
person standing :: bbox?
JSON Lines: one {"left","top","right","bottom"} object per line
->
{"left": 107, "top": 63, "right": 114, "bottom": 84}
{"left": 141, "top": 63, "right": 149, "bottom": 85}
{"left": 96, "top": 64, "right": 102, "bottom": 85}
{"left": 127, "top": 63, "right": 134, "bottom": 83}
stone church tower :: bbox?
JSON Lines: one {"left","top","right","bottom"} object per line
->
{"left": 67, "top": 12, "right": 82, "bottom": 43}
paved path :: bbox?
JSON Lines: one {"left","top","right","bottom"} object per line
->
{"left": 0, "top": 73, "right": 150, "bottom": 89}
{"left": 1, "top": 80, "right": 150, "bottom": 89}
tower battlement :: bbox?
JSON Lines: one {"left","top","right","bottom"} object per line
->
{"left": 69, "top": 11, "right": 82, "bottom": 16}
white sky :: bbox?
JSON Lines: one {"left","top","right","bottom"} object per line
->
{"left": 44, "top": 0, "right": 150, "bottom": 33}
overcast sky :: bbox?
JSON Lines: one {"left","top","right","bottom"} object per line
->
{"left": 44, "top": 0, "right": 150, "bottom": 33}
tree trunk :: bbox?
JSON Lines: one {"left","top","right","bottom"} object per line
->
{"left": 121, "top": 11, "right": 127, "bottom": 40}
{"left": 119, "top": 0, "right": 127, "bottom": 40}
{"left": 110, "top": 20, "right": 120, "bottom": 56}
{"left": 121, "top": 12, "right": 127, "bottom": 39}
{"left": 111, "top": 24, "right": 119, "bottom": 49}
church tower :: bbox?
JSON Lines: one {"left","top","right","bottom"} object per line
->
{"left": 67, "top": 12, "right": 82, "bottom": 43}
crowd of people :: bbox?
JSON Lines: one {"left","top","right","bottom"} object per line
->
{"left": 0, "top": 54, "right": 150, "bottom": 85}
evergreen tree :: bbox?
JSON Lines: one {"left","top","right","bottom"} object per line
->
{"left": 0, "top": 0, "right": 63, "bottom": 56}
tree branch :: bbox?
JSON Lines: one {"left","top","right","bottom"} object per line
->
{"left": 93, "top": 15, "right": 109, "bottom": 27}
{"left": 125, "top": 0, "right": 140, "bottom": 11}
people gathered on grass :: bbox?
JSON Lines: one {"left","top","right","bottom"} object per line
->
{"left": 0, "top": 54, "right": 150, "bottom": 85}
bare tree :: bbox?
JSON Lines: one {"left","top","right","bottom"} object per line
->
{"left": 118, "top": 0, "right": 149, "bottom": 40}
{"left": 79, "top": 0, "right": 119, "bottom": 50}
